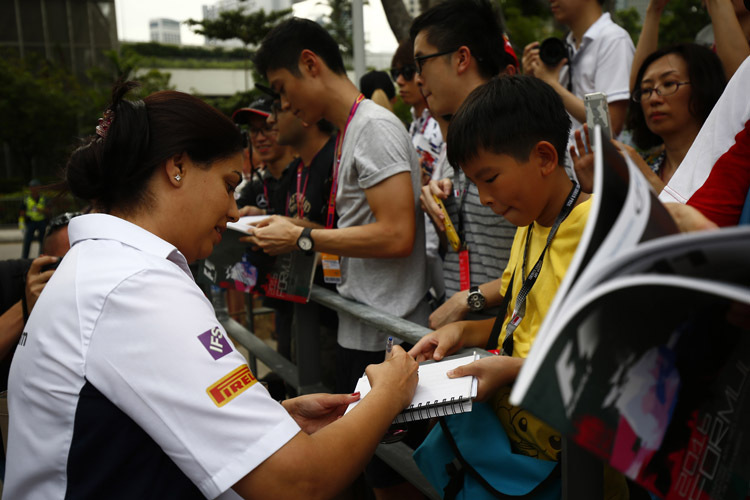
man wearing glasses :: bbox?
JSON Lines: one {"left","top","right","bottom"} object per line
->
{"left": 413, "top": 0, "right": 521, "bottom": 330}
{"left": 233, "top": 98, "right": 295, "bottom": 214}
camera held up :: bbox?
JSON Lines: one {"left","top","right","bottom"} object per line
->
{"left": 539, "top": 37, "right": 569, "bottom": 67}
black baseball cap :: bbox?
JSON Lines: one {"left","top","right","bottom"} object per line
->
{"left": 232, "top": 97, "right": 273, "bottom": 124}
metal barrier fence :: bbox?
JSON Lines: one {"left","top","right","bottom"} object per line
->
{"left": 215, "top": 284, "right": 601, "bottom": 499}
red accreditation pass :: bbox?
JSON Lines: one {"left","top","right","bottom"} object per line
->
{"left": 459, "top": 248, "right": 470, "bottom": 291}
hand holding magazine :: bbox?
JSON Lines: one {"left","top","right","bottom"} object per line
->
{"left": 511, "top": 126, "right": 750, "bottom": 499}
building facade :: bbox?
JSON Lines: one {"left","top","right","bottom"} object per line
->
{"left": 0, "top": 0, "right": 118, "bottom": 78}
{"left": 150, "top": 18, "right": 181, "bottom": 45}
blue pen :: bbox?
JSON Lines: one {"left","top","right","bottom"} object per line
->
{"left": 385, "top": 336, "right": 393, "bottom": 360}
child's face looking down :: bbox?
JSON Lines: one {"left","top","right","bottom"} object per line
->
{"left": 461, "top": 148, "right": 548, "bottom": 228}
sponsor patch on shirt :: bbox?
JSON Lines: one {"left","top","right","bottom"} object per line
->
{"left": 197, "top": 326, "right": 232, "bottom": 360}
{"left": 207, "top": 365, "right": 257, "bottom": 407}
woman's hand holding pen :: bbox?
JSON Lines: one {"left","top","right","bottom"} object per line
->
{"left": 366, "top": 345, "right": 418, "bottom": 411}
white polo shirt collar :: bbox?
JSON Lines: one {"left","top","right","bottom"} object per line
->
{"left": 68, "top": 213, "right": 192, "bottom": 277}
{"left": 566, "top": 12, "right": 613, "bottom": 55}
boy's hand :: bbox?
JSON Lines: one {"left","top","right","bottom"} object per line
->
{"left": 420, "top": 178, "right": 453, "bottom": 232}
{"left": 446, "top": 356, "right": 524, "bottom": 401}
{"left": 365, "top": 345, "right": 419, "bottom": 409}
{"left": 570, "top": 126, "right": 594, "bottom": 194}
{"left": 428, "top": 290, "right": 469, "bottom": 329}
{"left": 409, "top": 323, "right": 465, "bottom": 362}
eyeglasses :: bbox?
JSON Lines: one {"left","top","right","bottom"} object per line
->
{"left": 632, "top": 81, "right": 691, "bottom": 103}
{"left": 248, "top": 124, "right": 274, "bottom": 137}
{"left": 414, "top": 48, "right": 458, "bottom": 74}
{"left": 390, "top": 65, "right": 417, "bottom": 81}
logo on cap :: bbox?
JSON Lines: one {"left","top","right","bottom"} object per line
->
{"left": 198, "top": 326, "right": 231, "bottom": 360}
{"left": 207, "top": 365, "right": 257, "bottom": 407}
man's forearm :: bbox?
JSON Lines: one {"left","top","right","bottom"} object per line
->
{"left": 310, "top": 221, "right": 415, "bottom": 259}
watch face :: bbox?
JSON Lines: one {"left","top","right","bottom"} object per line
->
{"left": 468, "top": 293, "right": 485, "bottom": 311}
{"left": 298, "top": 237, "right": 313, "bottom": 251}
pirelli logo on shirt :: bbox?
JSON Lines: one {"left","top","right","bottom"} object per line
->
{"left": 207, "top": 365, "right": 257, "bottom": 407}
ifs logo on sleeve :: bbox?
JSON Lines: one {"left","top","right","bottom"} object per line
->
{"left": 207, "top": 365, "right": 257, "bottom": 407}
{"left": 197, "top": 326, "right": 232, "bottom": 360}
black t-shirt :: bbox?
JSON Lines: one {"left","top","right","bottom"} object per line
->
{"left": 275, "top": 136, "right": 336, "bottom": 226}
{"left": 236, "top": 167, "right": 288, "bottom": 213}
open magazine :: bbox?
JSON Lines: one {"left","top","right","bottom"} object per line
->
{"left": 511, "top": 127, "right": 750, "bottom": 499}
{"left": 197, "top": 216, "right": 317, "bottom": 303}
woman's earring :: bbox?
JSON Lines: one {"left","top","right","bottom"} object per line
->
{"left": 174, "top": 174, "right": 182, "bottom": 181}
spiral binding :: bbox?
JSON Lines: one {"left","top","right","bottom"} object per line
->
{"left": 393, "top": 396, "right": 473, "bottom": 424}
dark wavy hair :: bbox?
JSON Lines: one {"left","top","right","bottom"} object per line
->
{"left": 65, "top": 82, "right": 243, "bottom": 213}
{"left": 626, "top": 43, "right": 726, "bottom": 150}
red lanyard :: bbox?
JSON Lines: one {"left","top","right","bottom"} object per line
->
{"left": 288, "top": 160, "right": 311, "bottom": 219}
{"left": 326, "top": 93, "right": 365, "bottom": 229}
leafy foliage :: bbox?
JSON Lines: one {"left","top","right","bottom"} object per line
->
{"left": 324, "top": 0, "right": 354, "bottom": 57}
{"left": 185, "top": 7, "right": 292, "bottom": 48}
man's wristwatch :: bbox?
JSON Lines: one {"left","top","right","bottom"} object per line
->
{"left": 467, "top": 286, "right": 486, "bottom": 312}
{"left": 296, "top": 227, "right": 315, "bottom": 255}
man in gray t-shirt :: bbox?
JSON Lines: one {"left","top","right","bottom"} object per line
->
{"left": 335, "top": 99, "right": 429, "bottom": 351}
{"left": 252, "top": 23, "right": 429, "bottom": 354}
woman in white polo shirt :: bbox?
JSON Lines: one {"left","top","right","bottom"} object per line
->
{"left": 5, "top": 82, "right": 418, "bottom": 499}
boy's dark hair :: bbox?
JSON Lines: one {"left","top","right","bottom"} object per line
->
{"left": 447, "top": 75, "right": 571, "bottom": 168}
{"left": 409, "top": 0, "right": 508, "bottom": 80}
{"left": 255, "top": 18, "right": 346, "bottom": 77}
{"left": 627, "top": 43, "right": 726, "bottom": 150}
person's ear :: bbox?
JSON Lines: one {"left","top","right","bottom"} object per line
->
{"left": 299, "top": 49, "right": 320, "bottom": 77}
{"left": 503, "top": 64, "right": 518, "bottom": 76}
{"left": 166, "top": 152, "right": 186, "bottom": 187}
{"left": 456, "top": 46, "right": 472, "bottom": 75}
{"left": 532, "top": 141, "right": 560, "bottom": 177}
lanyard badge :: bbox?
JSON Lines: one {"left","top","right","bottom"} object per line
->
{"left": 322, "top": 93, "right": 365, "bottom": 285}
{"left": 500, "top": 182, "right": 581, "bottom": 356}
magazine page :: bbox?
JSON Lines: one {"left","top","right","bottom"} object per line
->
{"left": 518, "top": 128, "right": 678, "bottom": 395}
{"left": 512, "top": 274, "right": 750, "bottom": 499}
{"left": 582, "top": 225, "right": 750, "bottom": 290}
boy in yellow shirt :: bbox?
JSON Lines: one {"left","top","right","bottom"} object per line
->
{"left": 409, "top": 74, "right": 591, "bottom": 460}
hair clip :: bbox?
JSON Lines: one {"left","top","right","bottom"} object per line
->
{"left": 95, "top": 109, "right": 115, "bottom": 139}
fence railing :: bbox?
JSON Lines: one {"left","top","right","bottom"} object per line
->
{"left": 215, "top": 284, "right": 601, "bottom": 499}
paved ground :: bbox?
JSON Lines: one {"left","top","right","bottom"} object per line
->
{"left": 0, "top": 226, "right": 36, "bottom": 260}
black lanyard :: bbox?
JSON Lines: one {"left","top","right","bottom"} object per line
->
{"left": 500, "top": 182, "right": 581, "bottom": 356}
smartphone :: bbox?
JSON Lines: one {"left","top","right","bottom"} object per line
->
{"left": 432, "top": 195, "right": 462, "bottom": 252}
{"left": 584, "top": 92, "right": 612, "bottom": 142}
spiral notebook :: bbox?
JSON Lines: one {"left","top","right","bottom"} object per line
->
{"left": 345, "top": 352, "right": 480, "bottom": 424}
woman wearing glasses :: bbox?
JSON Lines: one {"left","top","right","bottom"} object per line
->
{"left": 626, "top": 44, "right": 726, "bottom": 187}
